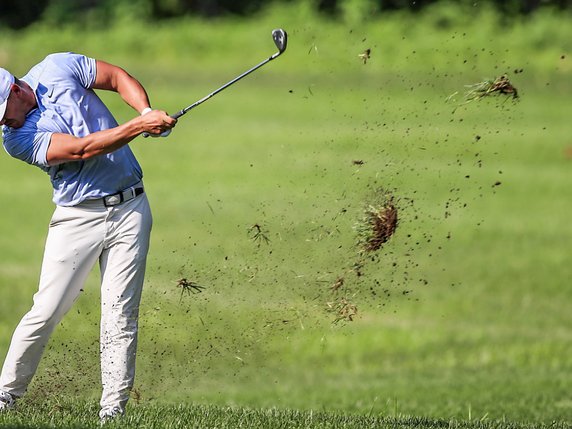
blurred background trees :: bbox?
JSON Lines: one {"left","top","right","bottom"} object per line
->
{"left": 1, "top": 0, "right": 571, "bottom": 29}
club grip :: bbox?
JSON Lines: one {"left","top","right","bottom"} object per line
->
{"left": 143, "top": 129, "right": 172, "bottom": 138}
{"left": 142, "top": 111, "right": 182, "bottom": 138}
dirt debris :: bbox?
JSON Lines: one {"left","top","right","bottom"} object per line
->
{"left": 464, "top": 74, "right": 519, "bottom": 101}
{"left": 326, "top": 296, "right": 358, "bottom": 323}
{"left": 358, "top": 48, "right": 371, "bottom": 64}
{"left": 247, "top": 223, "right": 270, "bottom": 247}
{"left": 325, "top": 189, "right": 399, "bottom": 323}
{"left": 176, "top": 278, "right": 205, "bottom": 302}
{"left": 357, "top": 193, "right": 398, "bottom": 254}
{"left": 448, "top": 74, "right": 520, "bottom": 110}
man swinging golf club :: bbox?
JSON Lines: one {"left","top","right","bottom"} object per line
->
{"left": 0, "top": 29, "right": 287, "bottom": 421}
{"left": 0, "top": 52, "right": 176, "bottom": 420}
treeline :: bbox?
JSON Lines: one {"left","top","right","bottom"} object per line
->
{"left": 1, "top": 0, "right": 571, "bottom": 29}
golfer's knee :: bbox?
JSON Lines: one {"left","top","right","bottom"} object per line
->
{"left": 24, "top": 303, "right": 66, "bottom": 331}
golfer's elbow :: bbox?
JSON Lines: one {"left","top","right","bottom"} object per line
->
{"left": 47, "top": 148, "right": 91, "bottom": 166}
{"left": 47, "top": 134, "right": 100, "bottom": 165}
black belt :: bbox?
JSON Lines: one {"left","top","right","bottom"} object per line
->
{"left": 103, "top": 186, "right": 144, "bottom": 207}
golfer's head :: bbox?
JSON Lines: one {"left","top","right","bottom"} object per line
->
{"left": 0, "top": 67, "right": 15, "bottom": 125}
{"left": 0, "top": 68, "right": 34, "bottom": 129}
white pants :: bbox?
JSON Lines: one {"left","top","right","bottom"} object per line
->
{"left": 0, "top": 192, "right": 152, "bottom": 414}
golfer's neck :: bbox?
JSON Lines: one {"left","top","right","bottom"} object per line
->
{"left": 23, "top": 82, "right": 39, "bottom": 114}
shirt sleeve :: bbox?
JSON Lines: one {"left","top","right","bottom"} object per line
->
{"left": 50, "top": 52, "right": 97, "bottom": 89}
{"left": 2, "top": 127, "right": 53, "bottom": 169}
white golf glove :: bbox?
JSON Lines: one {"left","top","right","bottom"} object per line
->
{"left": 141, "top": 108, "right": 172, "bottom": 138}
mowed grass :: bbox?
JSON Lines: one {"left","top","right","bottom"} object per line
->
{"left": 5, "top": 401, "right": 572, "bottom": 429}
{"left": 1, "top": 3, "right": 571, "bottom": 427}
{"left": 1, "top": 402, "right": 571, "bottom": 429}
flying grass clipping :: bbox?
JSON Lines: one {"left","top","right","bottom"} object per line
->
{"left": 448, "top": 74, "right": 519, "bottom": 110}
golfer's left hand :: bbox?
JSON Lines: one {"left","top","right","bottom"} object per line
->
{"left": 140, "top": 108, "right": 176, "bottom": 138}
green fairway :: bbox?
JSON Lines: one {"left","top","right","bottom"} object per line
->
{"left": 1, "top": 401, "right": 571, "bottom": 429}
{"left": 0, "top": 3, "right": 571, "bottom": 427}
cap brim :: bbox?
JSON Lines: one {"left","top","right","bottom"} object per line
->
{"left": 0, "top": 100, "right": 7, "bottom": 122}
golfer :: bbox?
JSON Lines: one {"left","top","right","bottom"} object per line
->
{"left": 0, "top": 52, "right": 176, "bottom": 420}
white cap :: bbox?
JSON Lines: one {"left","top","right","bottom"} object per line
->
{"left": 0, "top": 68, "right": 15, "bottom": 121}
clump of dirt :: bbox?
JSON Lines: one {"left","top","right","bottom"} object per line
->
{"left": 463, "top": 75, "right": 519, "bottom": 101}
{"left": 356, "top": 198, "right": 398, "bottom": 253}
{"left": 326, "top": 189, "right": 399, "bottom": 323}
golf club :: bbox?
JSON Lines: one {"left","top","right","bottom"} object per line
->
{"left": 144, "top": 28, "right": 287, "bottom": 137}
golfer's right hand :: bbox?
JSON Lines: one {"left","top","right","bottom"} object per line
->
{"left": 140, "top": 108, "right": 177, "bottom": 138}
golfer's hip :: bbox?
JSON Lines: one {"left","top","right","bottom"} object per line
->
{"left": 72, "top": 181, "right": 145, "bottom": 209}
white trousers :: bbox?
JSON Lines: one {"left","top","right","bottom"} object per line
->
{"left": 0, "top": 192, "right": 152, "bottom": 414}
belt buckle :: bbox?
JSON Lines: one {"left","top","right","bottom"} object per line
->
{"left": 104, "top": 193, "right": 122, "bottom": 207}
{"left": 103, "top": 185, "right": 142, "bottom": 207}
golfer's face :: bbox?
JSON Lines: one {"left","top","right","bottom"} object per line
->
{"left": 0, "top": 89, "right": 27, "bottom": 129}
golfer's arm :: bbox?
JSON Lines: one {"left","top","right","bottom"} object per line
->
{"left": 46, "top": 120, "right": 144, "bottom": 166}
{"left": 93, "top": 60, "right": 150, "bottom": 113}
{"left": 46, "top": 60, "right": 173, "bottom": 165}
{"left": 47, "top": 108, "right": 175, "bottom": 166}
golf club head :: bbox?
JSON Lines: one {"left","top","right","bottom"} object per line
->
{"left": 272, "top": 29, "right": 288, "bottom": 54}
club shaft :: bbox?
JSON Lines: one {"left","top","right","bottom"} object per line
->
{"left": 171, "top": 52, "right": 280, "bottom": 119}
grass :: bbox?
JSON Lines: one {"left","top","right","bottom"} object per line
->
{"left": 1, "top": 402, "right": 570, "bottom": 429}
{"left": 1, "top": 2, "right": 571, "bottom": 427}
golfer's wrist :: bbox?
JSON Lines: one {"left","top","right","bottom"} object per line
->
{"left": 140, "top": 107, "right": 152, "bottom": 115}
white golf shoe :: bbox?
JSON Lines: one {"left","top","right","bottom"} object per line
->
{"left": 99, "top": 406, "right": 124, "bottom": 423}
{"left": 0, "top": 390, "right": 16, "bottom": 411}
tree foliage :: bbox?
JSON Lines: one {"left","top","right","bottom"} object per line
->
{"left": 1, "top": 0, "right": 571, "bottom": 29}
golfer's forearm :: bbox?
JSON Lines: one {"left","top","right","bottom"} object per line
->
{"left": 114, "top": 71, "right": 151, "bottom": 114}
{"left": 77, "top": 120, "right": 143, "bottom": 157}
{"left": 47, "top": 119, "right": 143, "bottom": 166}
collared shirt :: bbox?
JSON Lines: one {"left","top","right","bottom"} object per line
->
{"left": 2, "top": 52, "right": 142, "bottom": 206}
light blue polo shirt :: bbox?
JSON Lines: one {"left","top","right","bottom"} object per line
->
{"left": 2, "top": 52, "right": 142, "bottom": 206}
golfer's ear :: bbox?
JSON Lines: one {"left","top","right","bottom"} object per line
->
{"left": 10, "top": 83, "right": 21, "bottom": 96}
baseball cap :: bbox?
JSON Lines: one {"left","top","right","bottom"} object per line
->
{"left": 0, "top": 68, "right": 15, "bottom": 121}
